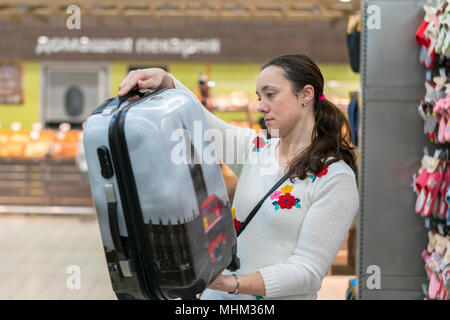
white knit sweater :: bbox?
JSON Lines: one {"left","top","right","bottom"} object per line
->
{"left": 170, "top": 75, "right": 359, "bottom": 300}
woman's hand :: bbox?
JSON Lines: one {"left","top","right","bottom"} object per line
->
{"left": 117, "top": 68, "right": 175, "bottom": 97}
{"left": 207, "top": 272, "right": 266, "bottom": 297}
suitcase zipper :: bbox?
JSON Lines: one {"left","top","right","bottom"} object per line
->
{"left": 108, "top": 104, "right": 167, "bottom": 300}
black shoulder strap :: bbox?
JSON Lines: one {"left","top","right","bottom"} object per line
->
{"left": 236, "top": 173, "right": 290, "bottom": 237}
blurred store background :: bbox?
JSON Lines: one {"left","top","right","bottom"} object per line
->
{"left": 0, "top": 0, "right": 361, "bottom": 300}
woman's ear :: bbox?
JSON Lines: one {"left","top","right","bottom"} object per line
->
{"left": 299, "top": 84, "right": 315, "bottom": 105}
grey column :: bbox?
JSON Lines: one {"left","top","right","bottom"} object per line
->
{"left": 358, "top": 0, "right": 435, "bottom": 299}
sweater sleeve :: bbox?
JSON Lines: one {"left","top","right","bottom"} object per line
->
{"left": 168, "top": 73, "right": 256, "bottom": 178}
{"left": 258, "top": 169, "right": 359, "bottom": 298}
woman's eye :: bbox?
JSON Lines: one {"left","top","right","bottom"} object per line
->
{"left": 267, "top": 92, "right": 274, "bottom": 98}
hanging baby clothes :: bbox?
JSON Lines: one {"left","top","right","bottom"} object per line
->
{"left": 347, "top": 93, "right": 359, "bottom": 147}
{"left": 346, "top": 15, "right": 361, "bottom": 73}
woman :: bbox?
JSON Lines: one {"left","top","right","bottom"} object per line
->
{"left": 118, "top": 54, "right": 359, "bottom": 300}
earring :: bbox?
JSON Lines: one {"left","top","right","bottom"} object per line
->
{"left": 302, "top": 103, "right": 307, "bottom": 107}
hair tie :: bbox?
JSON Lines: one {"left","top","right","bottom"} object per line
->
{"left": 320, "top": 93, "right": 325, "bottom": 101}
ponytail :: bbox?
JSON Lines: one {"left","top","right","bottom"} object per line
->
{"left": 286, "top": 97, "right": 356, "bottom": 181}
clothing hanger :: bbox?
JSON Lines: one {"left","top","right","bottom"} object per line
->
{"left": 349, "top": 91, "right": 359, "bottom": 101}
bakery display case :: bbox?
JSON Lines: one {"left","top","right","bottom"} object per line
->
{"left": 0, "top": 127, "right": 93, "bottom": 211}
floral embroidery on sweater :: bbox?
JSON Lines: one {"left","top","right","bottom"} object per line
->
{"left": 252, "top": 136, "right": 269, "bottom": 152}
{"left": 310, "top": 165, "right": 329, "bottom": 182}
{"left": 270, "top": 184, "right": 301, "bottom": 210}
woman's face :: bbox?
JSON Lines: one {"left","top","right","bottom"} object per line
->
{"left": 256, "top": 66, "right": 306, "bottom": 137}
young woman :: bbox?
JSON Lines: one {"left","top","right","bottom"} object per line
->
{"left": 118, "top": 54, "right": 359, "bottom": 300}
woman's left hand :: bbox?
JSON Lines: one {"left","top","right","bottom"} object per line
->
{"left": 207, "top": 272, "right": 266, "bottom": 297}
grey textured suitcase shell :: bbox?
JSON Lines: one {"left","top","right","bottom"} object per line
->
{"left": 83, "top": 88, "right": 238, "bottom": 300}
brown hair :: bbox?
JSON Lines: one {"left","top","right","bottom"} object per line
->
{"left": 262, "top": 54, "right": 357, "bottom": 181}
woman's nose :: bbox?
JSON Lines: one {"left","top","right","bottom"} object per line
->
{"left": 257, "top": 102, "right": 268, "bottom": 113}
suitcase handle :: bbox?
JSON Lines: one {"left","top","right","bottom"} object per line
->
{"left": 118, "top": 85, "right": 153, "bottom": 107}
{"left": 104, "top": 184, "right": 128, "bottom": 262}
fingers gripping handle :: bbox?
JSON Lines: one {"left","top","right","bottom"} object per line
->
{"left": 118, "top": 85, "right": 147, "bottom": 106}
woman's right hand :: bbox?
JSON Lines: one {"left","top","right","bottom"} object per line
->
{"left": 117, "top": 68, "right": 175, "bottom": 97}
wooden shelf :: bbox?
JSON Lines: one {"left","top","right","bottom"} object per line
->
{"left": 0, "top": 158, "right": 93, "bottom": 209}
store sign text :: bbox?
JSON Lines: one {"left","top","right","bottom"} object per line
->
{"left": 34, "top": 36, "right": 221, "bottom": 58}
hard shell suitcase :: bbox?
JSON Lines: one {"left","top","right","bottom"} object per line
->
{"left": 83, "top": 87, "right": 239, "bottom": 300}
